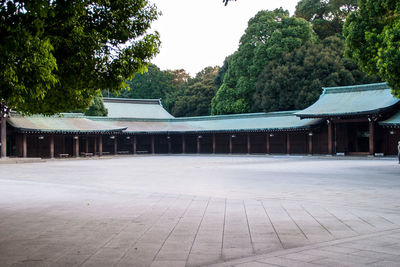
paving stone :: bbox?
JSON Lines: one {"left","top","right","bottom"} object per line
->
{"left": 234, "top": 261, "right": 277, "bottom": 267}
{"left": 258, "top": 256, "right": 325, "bottom": 267}
{"left": 1, "top": 156, "right": 400, "bottom": 267}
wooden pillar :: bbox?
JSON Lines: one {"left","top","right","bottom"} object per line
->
{"left": 1, "top": 116, "right": 6, "bottom": 158}
{"left": 98, "top": 136, "right": 103, "bottom": 156}
{"left": 85, "top": 137, "right": 89, "bottom": 153}
{"left": 369, "top": 120, "right": 375, "bottom": 156}
{"left": 286, "top": 133, "right": 291, "bottom": 154}
{"left": 308, "top": 133, "right": 313, "bottom": 155}
{"left": 197, "top": 136, "right": 201, "bottom": 154}
{"left": 113, "top": 137, "right": 117, "bottom": 155}
{"left": 133, "top": 135, "right": 137, "bottom": 154}
{"left": 93, "top": 136, "right": 97, "bottom": 155}
{"left": 266, "top": 133, "right": 270, "bottom": 154}
{"left": 247, "top": 133, "right": 251, "bottom": 154}
{"left": 327, "top": 120, "right": 333, "bottom": 155}
{"left": 229, "top": 134, "right": 233, "bottom": 154}
{"left": 212, "top": 133, "right": 216, "bottom": 154}
{"left": 50, "top": 135, "right": 54, "bottom": 158}
{"left": 22, "top": 133, "right": 27, "bottom": 158}
{"left": 168, "top": 136, "right": 172, "bottom": 154}
{"left": 151, "top": 135, "right": 155, "bottom": 154}
{"left": 182, "top": 135, "right": 186, "bottom": 154}
{"left": 73, "top": 136, "right": 79, "bottom": 157}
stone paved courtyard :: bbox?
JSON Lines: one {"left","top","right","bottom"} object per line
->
{"left": 0, "top": 155, "right": 399, "bottom": 266}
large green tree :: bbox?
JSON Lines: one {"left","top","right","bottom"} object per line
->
{"left": 295, "top": 0, "right": 357, "bottom": 39}
{"left": 171, "top": 66, "right": 219, "bottom": 117}
{"left": 0, "top": 0, "right": 160, "bottom": 115}
{"left": 211, "top": 9, "right": 316, "bottom": 115}
{"left": 107, "top": 65, "right": 190, "bottom": 113}
{"left": 343, "top": 0, "right": 400, "bottom": 97}
{"left": 254, "top": 37, "right": 379, "bottom": 112}
{"left": 84, "top": 94, "right": 108, "bottom": 117}
{"left": 120, "top": 64, "right": 176, "bottom": 100}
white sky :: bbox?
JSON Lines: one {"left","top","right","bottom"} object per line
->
{"left": 149, "top": 0, "right": 300, "bottom": 76}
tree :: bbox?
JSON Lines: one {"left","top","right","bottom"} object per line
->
{"left": 0, "top": 0, "right": 160, "bottom": 157}
{"left": 211, "top": 9, "right": 316, "bottom": 115}
{"left": 171, "top": 66, "right": 219, "bottom": 117}
{"left": 84, "top": 95, "right": 108, "bottom": 116}
{"left": 343, "top": 0, "right": 400, "bottom": 97}
{"left": 106, "top": 65, "right": 191, "bottom": 114}
{"left": 254, "top": 37, "right": 379, "bottom": 112}
{"left": 120, "top": 64, "right": 176, "bottom": 100}
{"left": 213, "top": 56, "right": 230, "bottom": 92}
{"left": 0, "top": 0, "right": 160, "bottom": 115}
{"left": 295, "top": 0, "right": 357, "bottom": 39}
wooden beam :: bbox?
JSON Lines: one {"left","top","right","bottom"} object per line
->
{"left": 328, "top": 121, "right": 333, "bottom": 154}
{"left": 308, "top": 133, "right": 313, "bottom": 155}
{"left": 22, "top": 133, "right": 27, "bottom": 158}
{"left": 168, "top": 136, "right": 172, "bottom": 154}
{"left": 133, "top": 135, "right": 137, "bottom": 154}
{"left": 229, "top": 134, "right": 233, "bottom": 154}
{"left": 151, "top": 135, "right": 155, "bottom": 154}
{"left": 266, "top": 133, "right": 270, "bottom": 154}
{"left": 50, "top": 135, "right": 54, "bottom": 158}
{"left": 182, "top": 135, "right": 186, "bottom": 154}
{"left": 93, "top": 136, "right": 97, "bottom": 155}
{"left": 197, "top": 136, "right": 201, "bottom": 154}
{"left": 113, "top": 137, "right": 117, "bottom": 155}
{"left": 247, "top": 133, "right": 251, "bottom": 154}
{"left": 85, "top": 138, "right": 89, "bottom": 153}
{"left": 73, "top": 136, "right": 79, "bottom": 157}
{"left": 98, "top": 136, "right": 103, "bottom": 156}
{"left": 1, "top": 116, "right": 6, "bottom": 158}
{"left": 369, "top": 120, "right": 375, "bottom": 156}
{"left": 286, "top": 133, "right": 290, "bottom": 154}
{"left": 212, "top": 133, "right": 216, "bottom": 154}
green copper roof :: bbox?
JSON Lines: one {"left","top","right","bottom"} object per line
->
{"left": 103, "top": 98, "right": 174, "bottom": 119}
{"left": 8, "top": 115, "right": 126, "bottom": 134}
{"left": 92, "top": 111, "right": 321, "bottom": 134}
{"left": 296, "top": 83, "right": 399, "bottom": 118}
{"left": 379, "top": 110, "right": 400, "bottom": 127}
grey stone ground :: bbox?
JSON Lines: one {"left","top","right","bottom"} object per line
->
{"left": 0, "top": 155, "right": 399, "bottom": 267}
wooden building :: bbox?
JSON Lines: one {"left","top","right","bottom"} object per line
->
{"left": 1, "top": 83, "right": 399, "bottom": 158}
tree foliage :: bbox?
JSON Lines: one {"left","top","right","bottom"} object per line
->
{"left": 343, "top": 0, "right": 400, "bottom": 97}
{"left": 118, "top": 64, "right": 176, "bottom": 99}
{"left": 295, "top": 0, "right": 358, "bottom": 39}
{"left": 0, "top": 0, "right": 160, "bottom": 115}
{"left": 84, "top": 94, "right": 108, "bottom": 116}
{"left": 254, "top": 37, "right": 379, "bottom": 112}
{"left": 171, "top": 66, "right": 219, "bottom": 117}
{"left": 211, "top": 9, "right": 316, "bottom": 115}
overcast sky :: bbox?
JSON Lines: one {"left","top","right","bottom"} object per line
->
{"left": 149, "top": 0, "right": 300, "bottom": 76}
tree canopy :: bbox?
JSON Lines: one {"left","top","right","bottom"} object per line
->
{"left": 84, "top": 94, "right": 108, "bottom": 117}
{"left": 0, "top": 0, "right": 160, "bottom": 115}
{"left": 295, "top": 0, "right": 358, "bottom": 39}
{"left": 343, "top": 0, "right": 400, "bottom": 97}
{"left": 211, "top": 9, "right": 316, "bottom": 115}
{"left": 254, "top": 37, "right": 379, "bottom": 112}
{"left": 171, "top": 66, "right": 219, "bottom": 117}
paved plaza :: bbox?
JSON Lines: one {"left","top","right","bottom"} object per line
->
{"left": 0, "top": 155, "right": 399, "bottom": 266}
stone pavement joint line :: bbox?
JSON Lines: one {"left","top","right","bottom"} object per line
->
{"left": 207, "top": 228, "right": 400, "bottom": 267}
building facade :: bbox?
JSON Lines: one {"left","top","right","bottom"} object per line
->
{"left": 1, "top": 83, "right": 399, "bottom": 158}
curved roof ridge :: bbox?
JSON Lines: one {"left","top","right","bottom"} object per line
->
{"left": 297, "top": 82, "right": 398, "bottom": 118}
{"left": 173, "top": 110, "right": 299, "bottom": 121}
{"left": 103, "top": 97, "right": 161, "bottom": 105}
{"left": 322, "top": 82, "right": 389, "bottom": 95}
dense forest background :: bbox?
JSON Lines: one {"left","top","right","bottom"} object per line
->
{"left": 97, "top": 0, "right": 379, "bottom": 117}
